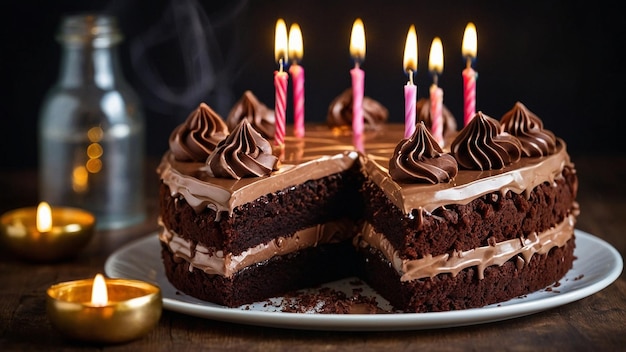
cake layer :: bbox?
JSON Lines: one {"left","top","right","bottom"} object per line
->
{"left": 357, "top": 236, "right": 576, "bottom": 313}
{"left": 356, "top": 213, "right": 576, "bottom": 282}
{"left": 161, "top": 240, "right": 359, "bottom": 308}
{"left": 157, "top": 124, "right": 407, "bottom": 216}
{"left": 159, "top": 164, "right": 363, "bottom": 256}
{"left": 359, "top": 164, "right": 579, "bottom": 258}
{"left": 363, "top": 139, "right": 574, "bottom": 215}
{"left": 159, "top": 218, "right": 358, "bottom": 278}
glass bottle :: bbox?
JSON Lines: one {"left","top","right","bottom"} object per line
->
{"left": 38, "top": 14, "right": 146, "bottom": 230}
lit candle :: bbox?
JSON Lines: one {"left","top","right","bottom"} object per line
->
{"left": 46, "top": 274, "right": 162, "bottom": 343}
{"left": 274, "top": 19, "right": 289, "bottom": 148}
{"left": 428, "top": 37, "right": 444, "bottom": 146}
{"left": 0, "top": 202, "right": 95, "bottom": 262}
{"left": 350, "top": 18, "right": 366, "bottom": 152}
{"left": 403, "top": 24, "right": 418, "bottom": 139}
{"left": 288, "top": 23, "right": 305, "bottom": 138}
{"left": 462, "top": 22, "right": 478, "bottom": 126}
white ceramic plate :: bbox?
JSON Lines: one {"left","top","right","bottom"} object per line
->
{"left": 104, "top": 230, "right": 622, "bottom": 331}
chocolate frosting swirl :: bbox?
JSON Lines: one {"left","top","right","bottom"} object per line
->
{"left": 390, "top": 122, "right": 458, "bottom": 184}
{"left": 204, "top": 120, "right": 278, "bottom": 179}
{"left": 169, "top": 102, "right": 229, "bottom": 162}
{"left": 415, "top": 98, "right": 458, "bottom": 138}
{"left": 327, "top": 88, "right": 389, "bottom": 130}
{"left": 451, "top": 111, "right": 522, "bottom": 170}
{"left": 500, "top": 101, "right": 557, "bottom": 157}
{"left": 226, "top": 90, "right": 275, "bottom": 139}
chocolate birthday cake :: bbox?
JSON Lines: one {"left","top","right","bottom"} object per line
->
{"left": 157, "top": 93, "right": 578, "bottom": 313}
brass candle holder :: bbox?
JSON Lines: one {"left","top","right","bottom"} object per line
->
{"left": 0, "top": 202, "right": 95, "bottom": 262}
{"left": 46, "top": 274, "right": 162, "bottom": 344}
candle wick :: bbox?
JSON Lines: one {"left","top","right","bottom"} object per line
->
{"left": 278, "top": 58, "right": 284, "bottom": 72}
{"left": 408, "top": 70, "right": 414, "bottom": 85}
{"left": 466, "top": 57, "right": 472, "bottom": 69}
{"left": 354, "top": 61, "right": 360, "bottom": 70}
{"left": 433, "top": 73, "right": 439, "bottom": 87}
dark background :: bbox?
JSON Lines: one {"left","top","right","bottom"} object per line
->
{"left": 2, "top": 0, "right": 624, "bottom": 171}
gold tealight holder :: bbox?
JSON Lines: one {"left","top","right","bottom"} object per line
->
{"left": 46, "top": 274, "right": 162, "bottom": 344}
{"left": 0, "top": 202, "right": 95, "bottom": 262}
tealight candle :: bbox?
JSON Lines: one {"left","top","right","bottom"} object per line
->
{"left": 0, "top": 202, "right": 95, "bottom": 262}
{"left": 46, "top": 274, "right": 162, "bottom": 344}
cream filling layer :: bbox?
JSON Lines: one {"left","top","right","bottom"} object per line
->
{"left": 161, "top": 210, "right": 575, "bottom": 281}
{"left": 159, "top": 218, "right": 355, "bottom": 278}
{"left": 355, "top": 212, "right": 577, "bottom": 282}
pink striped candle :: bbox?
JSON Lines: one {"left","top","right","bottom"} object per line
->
{"left": 429, "top": 84, "right": 444, "bottom": 145}
{"left": 351, "top": 66, "right": 365, "bottom": 151}
{"left": 274, "top": 19, "right": 288, "bottom": 148}
{"left": 288, "top": 23, "right": 305, "bottom": 138}
{"left": 428, "top": 37, "right": 444, "bottom": 146}
{"left": 274, "top": 69, "right": 288, "bottom": 147}
{"left": 350, "top": 18, "right": 366, "bottom": 152}
{"left": 462, "top": 22, "right": 478, "bottom": 126}
{"left": 403, "top": 25, "right": 418, "bottom": 139}
{"left": 289, "top": 64, "right": 305, "bottom": 138}
{"left": 462, "top": 65, "right": 477, "bottom": 125}
{"left": 404, "top": 84, "right": 417, "bottom": 139}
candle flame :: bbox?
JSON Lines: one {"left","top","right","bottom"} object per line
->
{"left": 403, "top": 24, "right": 418, "bottom": 76}
{"left": 288, "top": 23, "right": 303, "bottom": 62}
{"left": 350, "top": 18, "right": 366, "bottom": 63}
{"left": 274, "top": 19, "right": 288, "bottom": 68}
{"left": 91, "top": 274, "right": 108, "bottom": 306}
{"left": 462, "top": 22, "right": 477, "bottom": 59}
{"left": 428, "top": 37, "right": 444, "bottom": 74}
{"left": 36, "top": 202, "right": 52, "bottom": 233}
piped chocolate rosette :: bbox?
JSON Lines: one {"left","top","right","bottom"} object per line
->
{"left": 226, "top": 90, "right": 275, "bottom": 140}
{"left": 415, "top": 98, "right": 457, "bottom": 139}
{"left": 389, "top": 122, "right": 458, "bottom": 184}
{"left": 499, "top": 101, "right": 557, "bottom": 157}
{"left": 169, "top": 102, "right": 229, "bottom": 162}
{"left": 451, "top": 111, "right": 522, "bottom": 170}
{"left": 327, "top": 88, "right": 389, "bottom": 131}
{"left": 204, "top": 119, "right": 278, "bottom": 180}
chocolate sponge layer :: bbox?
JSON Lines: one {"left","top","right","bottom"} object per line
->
{"left": 159, "top": 165, "right": 363, "bottom": 256}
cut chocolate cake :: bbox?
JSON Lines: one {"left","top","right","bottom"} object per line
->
{"left": 157, "top": 95, "right": 578, "bottom": 312}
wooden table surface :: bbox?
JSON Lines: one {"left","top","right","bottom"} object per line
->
{"left": 1, "top": 156, "right": 624, "bottom": 351}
